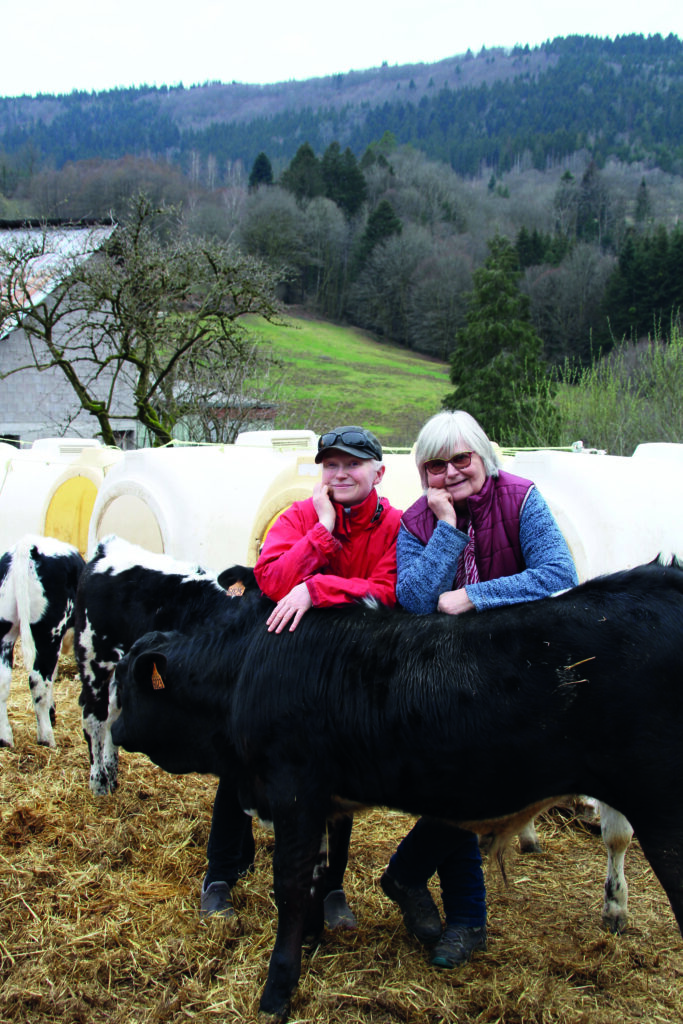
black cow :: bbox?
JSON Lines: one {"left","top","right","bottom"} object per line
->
{"left": 74, "top": 533, "right": 255, "bottom": 795}
{"left": 0, "top": 534, "right": 85, "bottom": 748}
{"left": 111, "top": 561, "right": 683, "bottom": 1022}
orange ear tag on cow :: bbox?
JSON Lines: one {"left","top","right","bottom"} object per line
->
{"left": 227, "top": 581, "right": 246, "bottom": 597}
{"left": 151, "top": 663, "right": 165, "bottom": 690}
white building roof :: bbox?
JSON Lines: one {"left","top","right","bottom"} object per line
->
{"left": 0, "top": 222, "right": 117, "bottom": 335}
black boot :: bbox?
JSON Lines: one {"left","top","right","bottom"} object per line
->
{"left": 380, "top": 870, "right": 442, "bottom": 945}
{"left": 200, "top": 880, "right": 236, "bottom": 921}
{"left": 431, "top": 924, "right": 487, "bottom": 968}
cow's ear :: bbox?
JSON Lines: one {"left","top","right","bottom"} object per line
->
{"left": 132, "top": 651, "right": 168, "bottom": 691}
{"left": 217, "top": 564, "right": 257, "bottom": 592}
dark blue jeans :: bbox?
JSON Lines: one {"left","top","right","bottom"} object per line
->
{"left": 388, "top": 816, "right": 487, "bottom": 928}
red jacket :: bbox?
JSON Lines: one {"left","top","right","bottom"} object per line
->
{"left": 254, "top": 488, "right": 402, "bottom": 607}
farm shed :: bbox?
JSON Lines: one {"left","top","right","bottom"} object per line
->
{"left": 0, "top": 220, "right": 140, "bottom": 448}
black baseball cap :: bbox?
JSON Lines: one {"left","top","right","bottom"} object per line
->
{"left": 315, "top": 425, "right": 383, "bottom": 463}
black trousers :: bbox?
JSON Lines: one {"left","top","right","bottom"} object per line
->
{"left": 205, "top": 777, "right": 255, "bottom": 887}
{"left": 205, "top": 777, "right": 353, "bottom": 894}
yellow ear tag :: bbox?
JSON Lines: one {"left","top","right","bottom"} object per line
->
{"left": 226, "top": 581, "right": 246, "bottom": 597}
{"left": 151, "top": 663, "right": 165, "bottom": 690}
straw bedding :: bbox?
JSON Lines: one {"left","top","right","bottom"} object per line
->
{"left": 1, "top": 649, "right": 681, "bottom": 1023}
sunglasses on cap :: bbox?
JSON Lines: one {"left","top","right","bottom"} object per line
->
{"left": 317, "top": 429, "right": 381, "bottom": 459}
{"left": 424, "top": 451, "right": 474, "bottom": 475}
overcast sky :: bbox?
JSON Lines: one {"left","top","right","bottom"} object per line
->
{"left": 2, "top": 0, "right": 680, "bottom": 97}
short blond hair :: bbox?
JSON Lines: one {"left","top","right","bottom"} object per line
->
{"left": 414, "top": 411, "right": 502, "bottom": 489}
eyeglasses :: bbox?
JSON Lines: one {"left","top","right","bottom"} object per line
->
{"left": 318, "top": 430, "right": 380, "bottom": 458}
{"left": 424, "top": 451, "right": 474, "bottom": 475}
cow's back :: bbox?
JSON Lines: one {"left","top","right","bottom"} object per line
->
{"left": 232, "top": 561, "right": 683, "bottom": 824}
{"left": 75, "top": 536, "right": 226, "bottom": 660}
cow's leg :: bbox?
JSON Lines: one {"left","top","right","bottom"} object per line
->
{"left": 78, "top": 661, "right": 120, "bottom": 795}
{"left": 0, "top": 636, "right": 16, "bottom": 748}
{"left": 260, "top": 803, "right": 327, "bottom": 1023}
{"left": 28, "top": 625, "right": 62, "bottom": 747}
{"left": 600, "top": 803, "right": 633, "bottom": 933}
{"left": 303, "top": 825, "right": 335, "bottom": 944}
{"left": 28, "top": 667, "right": 56, "bottom": 747}
{"left": 630, "top": 820, "right": 683, "bottom": 936}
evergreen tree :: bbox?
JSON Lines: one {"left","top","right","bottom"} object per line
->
{"left": 279, "top": 143, "right": 324, "bottom": 203}
{"left": 601, "top": 224, "right": 683, "bottom": 341}
{"left": 634, "top": 177, "right": 652, "bottom": 227}
{"left": 667, "top": 226, "right": 683, "bottom": 317}
{"left": 515, "top": 226, "right": 547, "bottom": 268}
{"left": 320, "top": 142, "right": 367, "bottom": 218}
{"left": 248, "top": 151, "right": 273, "bottom": 190}
{"left": 359, "top": 131, "right": 397, "bottom": 171}
{"left": 355, "top": 199, "right": 402, "bottom": 271}
{"left": 444, "top": 235, "right": 555, "bottom": 443}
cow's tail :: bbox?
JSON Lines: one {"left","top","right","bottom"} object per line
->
{"left": 14, "top": 537, "right": 37, "bottom": 673}
{"left": 487, "top": 834, "right": 510, "bottom": 884}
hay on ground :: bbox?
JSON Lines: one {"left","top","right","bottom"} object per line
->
{"left": 1, "top": 649, "right": 681, "bottom": 1023}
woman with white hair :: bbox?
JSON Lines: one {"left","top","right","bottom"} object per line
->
{"left": 380, "top": 409, "right": 577, "bottom": 969}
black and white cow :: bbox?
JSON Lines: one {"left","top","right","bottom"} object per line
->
{"left": 0, "top": 534, "right": 85, "bottom": 748}
{"left": 111, "top": 560, "right": 683, "bottom": 1022}
{"left": 74, "top": 534, "right": 254, "bottom": 795}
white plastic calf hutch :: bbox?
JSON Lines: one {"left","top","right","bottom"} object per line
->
{"left": 0, "top": 439, "right": 122, "bottom": 556}
{"left": 87, "top": 433, "right": 422, "bottom": 571}
{"left": 86, "top": 435, "right": 683, "bottom": 577}
{"left": 87, "top": 432, "right": 326, "bottom": 571}
{"left": 511, "top": 442, "right": 683, "bottom": 582}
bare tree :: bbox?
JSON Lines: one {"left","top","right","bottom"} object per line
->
{"left": 162, "top": 335, "right": 283, "bottom": 443}
{"left": 408, "top": 240, "right": 472, "bottom": 358}
{"left": 348, "top": 225, "right": 431, "bottom": 345}
{"left": 524, "top": 244, "right": 616, "bottom": 362}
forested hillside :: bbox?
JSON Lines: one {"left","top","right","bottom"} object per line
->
{"left": 2, "top": 31, "right": 683, "bottom": 434}
{"left": 1, "top": 34, "right": 682, "bottom": 190}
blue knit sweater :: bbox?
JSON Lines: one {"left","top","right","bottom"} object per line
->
{"left": 396, "top": 487, "right": 578, "bottom": 614}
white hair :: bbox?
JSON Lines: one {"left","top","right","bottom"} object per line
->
{"left": 414, "top": 411, "right": 502, "bottom": 489}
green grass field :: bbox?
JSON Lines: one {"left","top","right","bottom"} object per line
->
{"left": 243, "top": 313, "right": 450, "bottom": 447}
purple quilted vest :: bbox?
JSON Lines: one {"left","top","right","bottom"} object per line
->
{"left": 401, "top": 470, "right": 534, "bottom": 583}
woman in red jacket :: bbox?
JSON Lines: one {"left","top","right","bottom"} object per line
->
{"left": 201, "top": 426, "right": 402, "bottom": 929}
{"left": 255, "top": 426, "right": 401, "bottom": 631}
